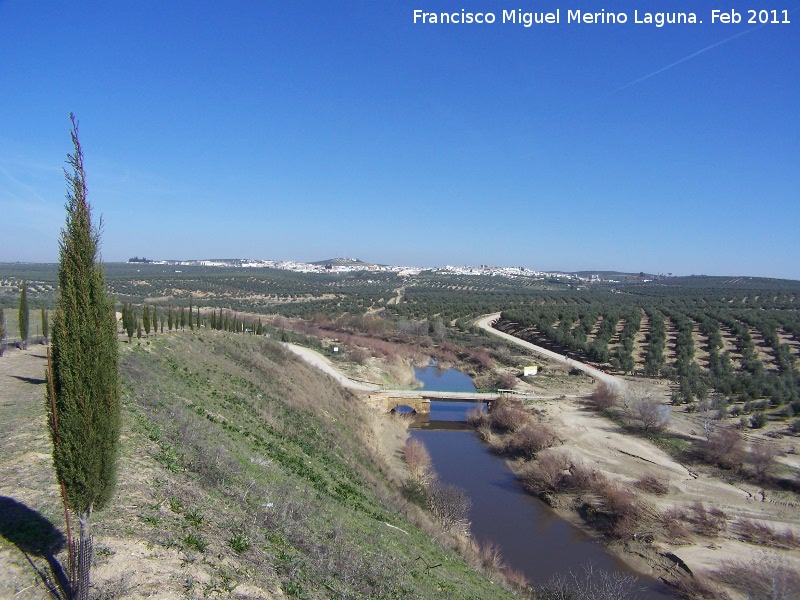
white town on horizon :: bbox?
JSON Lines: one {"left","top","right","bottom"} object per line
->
{"left": 126, "top": 256, "right": 641, "bottom": 283}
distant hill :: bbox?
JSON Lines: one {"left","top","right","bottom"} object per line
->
{"left": 310, "top": 257, "right": 377, "bottom": 267}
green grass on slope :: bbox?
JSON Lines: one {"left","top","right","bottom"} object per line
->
{"left": 119, "top": 331, "right": 513, "bottom": 599}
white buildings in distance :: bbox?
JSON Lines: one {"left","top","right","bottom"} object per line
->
{"left": 130, "top": 257, "right": 585, "bottom": 281}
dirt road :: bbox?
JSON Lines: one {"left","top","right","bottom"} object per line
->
{"left": 474, "top": 313, "right": 624, "bottom": 389}
{"left": 283, "top": 344, "right": 381, "bottom": 392}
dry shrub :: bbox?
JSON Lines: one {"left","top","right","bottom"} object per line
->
{"left": 475, "top": 424, "right": 492, "bottom": 442}
{"left": 610, "top": 514, "right": 639, "bottom": 540}
{"left": 750, "top": 442, "right": 781, "bottom": 481}
{"left": 601, "top": 484, "right": 640, "bottom": 521}
{"left": 403, "top": 438, "right": 433, "bottom": 484}
{"left": 736, "top": 519, "right": 799, "bottom": 549}
{"left": 537, "top": 563, "right": 642, "bottom": 600}
{"left": 488, "top": 437, "right": 509, "bottom": 455}
{"left": 466, "top": 405, "right": 490, "bottom": 428}
{"left": 519, "top": 451, "right": 570, "bottom": 493}
{"left": 472, "top": 349, "right": 493, "bottom": 369}
{"left": 716, "top": 555, "right": 800, "bottom": 600}
{"left": 489, "top": 399, "right": 529, "bottom": 433}
{"left": 502, "top": 565, "right": 529, "bottom": 589}
{"left": 503, "top": 424, "right": 560, "bottom": 459}
{"left": 662, "top": 507, "right": 691, "bottom": 541}
{"left": 496, "top": 372, "right": 518, "bottom": 390}
{"left": 701, "top": 427, "right": 745, "bottom": 469}
{"left": 690, "top": 501, "right": 727, "bottom": 537}
{"left": 563, "top": 460, "right": 607, "bottom": 493}
{"left": 594, "top": 484, "right": 642, "bottom": 539}
{"left": 626, "top": 389, "right": 670, "bottom": 433}
{"left": 347, "top": 346, "right": 369, "bottom": 364}
{"left": 427, "top": 481, "right": 471, "bottom": 534}
{"left": 590, "top": 381, "right": 619, "bottom": 411}
{"left": 476, "top": 539, "right": 504, "bottom": 573}
{"left": 633, "top": 474, "right": 669, "bottom": 495}
{"left": 672, "top": 573, "right": 724, "bottom": 599}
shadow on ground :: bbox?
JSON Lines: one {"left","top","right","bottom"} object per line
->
{"left": 10, "top": 375, "right": 47, "bottom": 386}
{"left": 0, "top": 496, "right": 70, "bottom": 598}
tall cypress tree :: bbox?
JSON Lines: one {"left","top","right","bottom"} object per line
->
{"left": 0, "top": 307, "right": 5, "bottom": 356}
{"left": 142, "top": 304, "right": 150, "bottom": 335}
{"left": 41, "top": 306, "right": 49, "bottom": 345}
{"left": 46, "top": 114, "right": 120, "bottom": 600}
{"left": 188, "top": 297, "right": 193, "bottom": 331}
{"left": 124, "top": 303, "right": 135, "bottom": 343}
{"left": 19, "top": 279, "right": 29, "bottom": 349}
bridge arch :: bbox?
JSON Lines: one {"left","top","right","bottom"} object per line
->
{"left": 385, "top": 396, "right": 430, "bottom": 415}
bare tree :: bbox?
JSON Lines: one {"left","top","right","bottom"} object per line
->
{"left": 537, "top": 563, "right": 642, "bottom": 600}
{"left": 625, "top": 388, "right": 670, "bottom": 433}
{"left": 750, "top": 442, "right": 781, "bottom": 482}
{"left": 403, "top": 438, "right": 433, "bottom": 485}
{"left": 427, "top": 481, "right": 471, "bottom": 534}
{"left": 702, "top": 427, "right": 744, "bottom": 469}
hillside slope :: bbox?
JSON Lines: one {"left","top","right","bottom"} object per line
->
{"left": 1, "top": 332, "right": 513, "bottom": 599}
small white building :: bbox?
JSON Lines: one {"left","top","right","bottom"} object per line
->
{"left": 523, "top": 366, "right": 539, "bottom": 377}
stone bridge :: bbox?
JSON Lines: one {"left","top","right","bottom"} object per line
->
{"left": 384, "top": 395, "right": 431, "bottom": 414}
{"left": 373, "top": 391, "right": 521, "bottom": 414}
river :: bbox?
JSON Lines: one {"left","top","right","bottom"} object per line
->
{"left": 410, "top": 366, "right": 675, "bottom": 598}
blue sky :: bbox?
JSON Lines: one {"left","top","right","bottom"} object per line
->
{"left": 1, "top": 1, "right": 798, "bottom": 278}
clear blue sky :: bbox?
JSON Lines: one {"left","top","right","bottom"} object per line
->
{"left": 1, "top": 1, "right": 798, "bottom": 278}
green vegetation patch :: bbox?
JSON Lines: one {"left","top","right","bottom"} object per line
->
{"left": 119, "top": 330, "right": 512, "bottom": 599}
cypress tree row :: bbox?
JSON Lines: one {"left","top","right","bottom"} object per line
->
{"left": 46, "top": 115, "right": 121, "bottom": 599}
{"left": 19, "top": 279, "right": 29, "bottom": 349}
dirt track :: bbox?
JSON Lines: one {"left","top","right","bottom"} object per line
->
{"left": 283, "top": 343, "right": 381, "bottom": 392}
{"left": 474, "top": 313, "right": 624, "bottom": 389}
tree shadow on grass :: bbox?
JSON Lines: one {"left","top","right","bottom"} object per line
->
{"left": 0, "top": 496, "right": 70, "bottom": 599}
